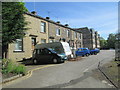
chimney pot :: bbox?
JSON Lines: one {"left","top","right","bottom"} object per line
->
{"left": 31, "top": 11, "right": 37, "bottom": 15}
{"left": 46, "top": 17, "right": 50, "bottom": 19}
{"left": 56, "top": 21, "right": 60, "bottom": 23}
{"left": 65, "top": 24, "right": 69, "bottom": 26}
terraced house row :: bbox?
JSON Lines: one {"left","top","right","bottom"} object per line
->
{"left": 7, "top": 11, "right": 100, "bottom": 61}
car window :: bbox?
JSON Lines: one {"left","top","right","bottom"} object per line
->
{"left": 83, "top": 49, "right": 87, "bottom": 50}
{"left": 36, "top": 49, "right": 41, "bottom": 54}
{"left": 48, "top": 48, "right": 56, "bottom": 53}
{"left": 78, "top": 49, "right": 82, "bottom": 51}
{"left": 42, "top": 49, "right": 50, "bottom": 54}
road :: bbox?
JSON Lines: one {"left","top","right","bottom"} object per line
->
{"left": 3, "top": 50, "right": 115, "bottom": 88}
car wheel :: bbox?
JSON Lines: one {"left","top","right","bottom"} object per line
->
{"left": 82, "top": 55, "right": 84, "bottom": 57}
{"left": 53, "top": 58, "right": 58, "bottom": 64}
{"left": 94, "top": 52, "right": 97, "bottom": 55}
{"left": 86, "top": 53, "right": 89, "bottom": 57}
{"left": 91, "top": 53, "right": 93, "bottom": 55}
{"left": 33, "top": 59, "right": 38, "bottom": 65}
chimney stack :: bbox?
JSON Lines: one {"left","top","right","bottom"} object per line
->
{"left": 56, "top": 21, "right": 60, "bottom": 24}
{"left": 46, "top": 17, "right": 50, "bottom": 19}
{"left": 31, "top": 11, "right": 37, "bottom": 15}
{"left": 65, "top": 24, "right": 69, "bottom": 26}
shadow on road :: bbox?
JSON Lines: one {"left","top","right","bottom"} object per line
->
{"left": 17, "top": 57, "right": 58, "bottom": 66}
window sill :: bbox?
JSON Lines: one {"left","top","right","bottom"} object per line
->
{"left": 40, "top": 32, "right": 46, "bottom": 34}
{"left": 56, "top": 34, "right": 61, "bottom": 36}
{"left": 13, "top": 51, "right": 25, "bottom": 53}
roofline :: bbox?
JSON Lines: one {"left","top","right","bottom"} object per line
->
{"left": 73, "top": 27, "right": 89, "bottom": 30}
{"left": 25, "top": 12, "right": 76, "bottom": 31}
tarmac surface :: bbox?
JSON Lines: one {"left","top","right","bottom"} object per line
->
{"left": 2, "top": 50, "right": 115, "bottom": 88}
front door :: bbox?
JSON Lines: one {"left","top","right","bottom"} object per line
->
{"left": 31, "top": 38, "right": 36, "bottom": 51}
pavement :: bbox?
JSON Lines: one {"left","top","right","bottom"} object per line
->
{"left": 2, "top": 50, "right": 115, "bottom": 88}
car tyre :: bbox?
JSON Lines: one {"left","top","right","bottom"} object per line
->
{"left": 33, "top": 59, "right": 38, "bottom": 65}
{"left": 86, "top": 53, "right": 89, "bottom": 57}
{"left": 94, "top": 52, "right": 97, "bottom": 55}
{"left": 53, "top": 58, "right": 58, "bottom": 64}
{"left": 82, "top": 55, "right": 84, "bottom": 57}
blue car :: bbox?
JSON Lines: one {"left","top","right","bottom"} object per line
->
{"left": 75, "top": 48, "right": 90, "bottom": 57}
{"left": 90, "top": 48, "right": 100, "bottom": 55}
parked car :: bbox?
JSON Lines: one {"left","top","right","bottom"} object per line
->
{"left": 75, "top": 48, "right": 90, "bottom": 57}
{"left": 90, "top": 48, "right": 100, "bottom": 55}
{"left": 32, "top": 48, "right": 67, "bottom": 64}
{"left": 35, "top": 42, "right": 72, "bottom": 58}
{"left": 32, "top": 42, "right": 72, "bottom": 64}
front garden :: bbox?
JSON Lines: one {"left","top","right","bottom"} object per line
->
{"left": 1, "top": 59, "right": 26, "bottom": 80}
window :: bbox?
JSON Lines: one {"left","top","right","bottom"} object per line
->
{"left": 67, "top": 30, "right": 70, "bottom": 37}
{"left": 74, "top": 32, "right": 77, "bottom": 38}
{"left": 35, "top": 49, "right": 42, "bottom": 54}
{"left": 41, "top": 39, "right": 46, "bottom": 43}
{"left": 56, "top": 28, "right": 60, "bottom": 36}
{"left": 49, "top": 39, "right": 54, "bottom": 43}
{"left": 43, "top": 49, "right": 50, "bottom": 54}
{"left": 79, "top": 34, "right": 81, "bottom": 40}
{"left": 15, "top": 39, "right": 23, "bottom": 51}
{"left": 41, "top": 22, "right": 46, "bottom": 33}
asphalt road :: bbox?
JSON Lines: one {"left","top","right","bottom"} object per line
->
{"left": 3, "top": 50, "right": 115, "bottom": 88}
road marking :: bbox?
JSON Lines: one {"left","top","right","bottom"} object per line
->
{"left": 25, "top": 65, "right": 56, "bottom": 79}
{"left": 83, "top": 69, "right": 88, "bottom": 72}
{"left": 83, "top": 61, "right": 99, "bottom": 73}
{"left": 108, "top": 83, "right": 114, "bottom": 87}
{"left": 2, "top": 64, "right": 57, "bottom": 86}
{"left": 102, "top": 80, "right": 108, "bottom": 84}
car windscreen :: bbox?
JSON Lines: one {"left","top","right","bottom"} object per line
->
{"left": 48, "top": 48, "right": 63, "bottom": 54}
{"left": 48, "top": 48, "right": 57, "bottom": 54}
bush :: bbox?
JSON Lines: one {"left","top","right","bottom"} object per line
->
{"left": 2, "top": 59, "right": 14, "bottom": 74}
{"left": 14, "top": 64, "right": 26, "bottom": 75}
{"left": 2, "top": 59, "right": 26, "bottom": 75}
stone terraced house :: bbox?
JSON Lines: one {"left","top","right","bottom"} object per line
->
{"left": 7, "top": 11, "right": 83, "bottom": 61}
{"left": 74, "top": 27, "right": 100, "bottom": 49}
{"left": 7, "top": 11, "right": 100, "bottom": 61}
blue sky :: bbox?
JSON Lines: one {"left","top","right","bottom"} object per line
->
{"left": 25, "top": 2, "right": 118, "bottom": 39}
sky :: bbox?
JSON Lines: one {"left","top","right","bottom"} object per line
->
{"left": 25, "top": 2, "right": 118, "bottom": 40}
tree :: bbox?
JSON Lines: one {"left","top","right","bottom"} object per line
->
{"left": 100, "top": 37, "right": 107, "bottom": 49}
{"left": 2, "top": 2, "right": 28, "bottom": 58}
{"left": 107, "top": 33, "right": 116, "bottom": 49}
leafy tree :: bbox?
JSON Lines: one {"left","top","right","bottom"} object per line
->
{"left": 100, "top": 37, "right": 107, "bottom": 49}
{"left": 2, "top": 2, "right": 28, "bottom": 58}
{"left": 107, "top": 33, "right": 116, "bottom": 49}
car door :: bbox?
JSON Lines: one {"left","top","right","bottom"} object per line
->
{"left": 78, "top": 48, "right": 84, "bottom": 56}
{"left": 42, "top": 48, "right": 53, "bottom": 62}
{"left": 35, "top": 49, "right": 43, "bottom": 62}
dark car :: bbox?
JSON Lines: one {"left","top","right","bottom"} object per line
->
{"left": 32, "top": 48, "right": 67, "bottom": 64}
